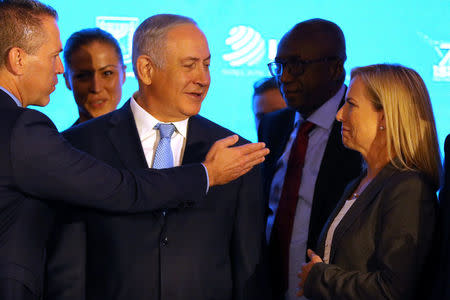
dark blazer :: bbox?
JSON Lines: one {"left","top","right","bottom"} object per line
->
{"left": 0, "top": 90, "right": 206, "bottom": 299}
{"left": 305, "top": 163, "right": 437, "bottom": 300}
{"left": 46, "top": 101, "right": 267, "bottom": 300}
{"left": 258, "top": 94, "right": 362, "bottom": 253}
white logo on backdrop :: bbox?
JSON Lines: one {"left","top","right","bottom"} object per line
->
{"left": 419, "top": 32, "right": 450, "bottom": 82}
{"left": 223, "top": 26, "right": 266, "bottom": 67}
{"left": 221, "top": 26, "right": 278, "bottom": 77}
{"left": 96, "top": 16, "right": 139, "bottom": 77}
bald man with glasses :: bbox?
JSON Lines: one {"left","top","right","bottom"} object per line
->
{"left": 258, "top": 18, "right": 362, "bottom": 300}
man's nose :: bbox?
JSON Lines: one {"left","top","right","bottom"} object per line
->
{"left": 56, "top": 56, "right": 64, "bottom": 74}
{"left": 195, "top": 66, "right": 210, "bottom": 87}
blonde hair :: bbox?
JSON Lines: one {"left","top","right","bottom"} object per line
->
{"left": 351, "top": 64, "right": 441, "bottom": 190}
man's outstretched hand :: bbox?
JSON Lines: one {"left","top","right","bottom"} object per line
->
{"left": 203, "top": 135, "right": 269, "bottom": 186}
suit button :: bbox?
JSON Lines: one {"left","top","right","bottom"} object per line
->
{"left": 161, "top": 237, "right": 168, "bottom": 246}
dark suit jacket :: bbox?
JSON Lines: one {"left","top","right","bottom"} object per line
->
{"left": 46, "top": 101, "right": 267, "bottom": 300}
{"left": 258, "top": 95, "right": 362, "bottom": 254}
{"left": 0, "top": 90, "right": 206, "bottom": 299}
{"left": 305, "top": 163, "right": 437, "bottom": 300}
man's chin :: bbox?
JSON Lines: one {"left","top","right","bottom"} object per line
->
{"left": 284, "top": 98, "right": 304, "bottom": 110}
{"left": 287, "top": 103, "right": 315, "bottom": 118}
{"left": 28, "top": 97, "right": 51, "bottom": 107}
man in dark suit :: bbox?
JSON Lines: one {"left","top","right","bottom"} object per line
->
{"left": 46, "top": 14, "right": 268, "bottom": 300}
{"left": 0, "top": 2, "right": 268, "bottom": 300}
{"left": 258, "top": 19, "right": 361, "bottom": 299}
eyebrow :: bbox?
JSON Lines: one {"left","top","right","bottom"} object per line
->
{"left": 98, "top": 64, "right": 120, "bottom": 70}
{"left": 181, "top": 55, "right": 211, "bottom": 62}
{"left": 72, "top": 64, "right": 119, "bottom": 73}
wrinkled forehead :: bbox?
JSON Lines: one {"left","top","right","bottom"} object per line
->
{"left": 165, "top": 24, "right": 210, "bottom": 57}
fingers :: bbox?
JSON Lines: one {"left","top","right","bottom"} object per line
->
{"left": 203, "top": 136, "right": 269, "bottom": 187}
{"left": 296, "top": 253, "right": 322, "bottom": 298}
{"left": 297, "top": 265, "right": 306, "bottom": 297}
{"left": 241, "top": 147, "right": 269, "bottom": 165}
{"left": 214, "top": 135, "right": 239, "bottom": 148}
{"left": 307, "top": 249, "right": 323, "bottom": 263}
{"left": 234, "top": 141, "right": 266, "bottom": 155}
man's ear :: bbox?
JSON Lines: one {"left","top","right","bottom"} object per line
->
{"left": 136, "top": 55, "right": 154, "bottom": 86}
{"left": 329, "top": 58, "right": 345, "bottom": 81}
{"left": 63, "top": 72, "right": 72, "bottom": 90}
{"left": 6, "top": 47, "right": 28, "bottom": 75}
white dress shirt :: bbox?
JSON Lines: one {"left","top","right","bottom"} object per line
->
{"left": 130, "top": 96, "right": 188, "bottom": 168}
{"left": 266, "top": 85, "right": 345, "bottom": 300}
{"left": 323, "top": 197, "right": 357, "bottom": 263}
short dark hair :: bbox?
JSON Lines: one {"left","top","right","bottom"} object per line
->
{"left": 253, "top": 76, "right": 278, "bottom": 97}
{"left": 291, "top": 18, "right": 346, "bottom": 62}
{"left": 0, "top": 0, "right": 58, "bottom": 67}
{"left": 64, "top": 27, "right": 124, "bottom": 71}
{"left": 287, "top": 18, "right": 347, "bottom": 87}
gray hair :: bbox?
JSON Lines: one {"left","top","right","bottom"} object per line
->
{"left": 132, "top": 14, "right": 196, "bottom": 74}
{"left": 0, "top": 0, "right": 58, "bottom": 67}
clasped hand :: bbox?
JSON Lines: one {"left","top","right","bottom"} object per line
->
{"left": 297, "top": 249, "right": 323, "bottom": 297}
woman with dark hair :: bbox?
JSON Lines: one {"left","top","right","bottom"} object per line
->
{"left": 298, "top": 64, "right": 441, "bottom": 300}
{"left": 64, "top": 28, "right": 126, "bottom": 125}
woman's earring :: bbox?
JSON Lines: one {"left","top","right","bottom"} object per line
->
{"left": 379, "top": 126, "right": 385, "bottom": 131}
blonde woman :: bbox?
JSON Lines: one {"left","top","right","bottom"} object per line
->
{"left": 298, "top": 64, "right": 441, "bottom": 300}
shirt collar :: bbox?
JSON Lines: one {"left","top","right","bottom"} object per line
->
{"left": 294, "top": 84, "right": 345, "bottom": 130}
{"left": 0, "top": 86, "right": 22, "bottom": 107}
{"left": 130, "top": 95, "right": 189, "bottom": 139}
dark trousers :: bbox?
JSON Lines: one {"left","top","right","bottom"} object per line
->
{"left": 0, "top": 279, "right": 37, "bottom": 300}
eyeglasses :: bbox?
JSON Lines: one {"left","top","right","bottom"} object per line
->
{"left": 267, "top": 56, "right": 338, "bottom": 77}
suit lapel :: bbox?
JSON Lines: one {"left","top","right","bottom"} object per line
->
{"left": 328, "top": 164, "right": 398, "bottom": 262}
{"left": 269, "top": 109, "right": 296, "bottom": 169}
{"left": 181, "top": 115, "right": 210, "bottom": 165}
{"left": 263, "top": 108, "right": 296, "bottom": 195}
{"left": 107, "top": 100, "right": 148, "bottom": 168}
{"left": 312, "top": 88, "right": 349, "bottom": 199}
{"left": 316, "top": 176, "right": 361, "bottom": 256}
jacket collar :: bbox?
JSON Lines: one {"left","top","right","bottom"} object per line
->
{"left": 317, "top": 162, "right": 399, "bottom": 260}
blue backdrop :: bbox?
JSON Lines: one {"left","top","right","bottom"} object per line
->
{"left": 37, "top": 0, "right": 450, "bottom": 155}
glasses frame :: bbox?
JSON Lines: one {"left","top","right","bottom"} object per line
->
{"left": 268, "top": 56, "right": 339, "bottom": 77}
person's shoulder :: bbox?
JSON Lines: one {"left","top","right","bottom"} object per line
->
{"left": 258, "top": 107, "right": 295, "bottom": 139}
{"left": 262, "top": 107, "right": 295, "bottom": 124}
{"left": 63, "top": 109, "right": 117, "bottom": 138}
{"left": 384, "top": 167, "right": 435, "bottom": 196}
{"left": 0, "top": 106, "right": 52, "bottom": 146}
{"left": 387, "top": 167, "right": 429, "bottom": 184}
{"left": 14, "top": 108, "right": 56, "bottom": 129}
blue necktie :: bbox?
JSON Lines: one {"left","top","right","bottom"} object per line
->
{"left": 153, "top": 123, "right": 175, "bottom": 169}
